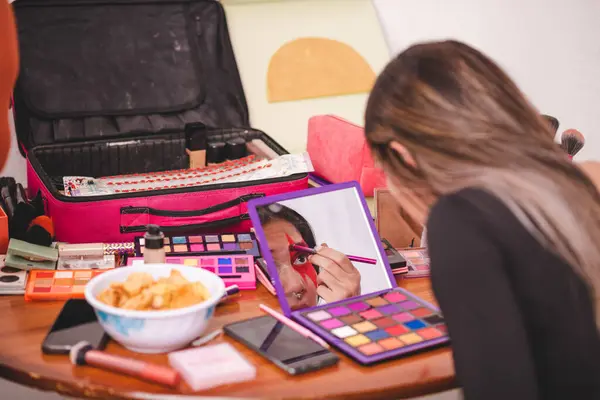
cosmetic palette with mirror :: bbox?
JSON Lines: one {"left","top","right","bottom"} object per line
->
{"left": 248, "top": 181, "right": 449, "bottom": 365}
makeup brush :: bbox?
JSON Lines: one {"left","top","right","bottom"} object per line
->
{"left": 289, "top": 244, "right": 377, "bottom": 265}
{"left": 560, "top": 129, "right": 585, "bottom": 159}
{"left": 70, "top": 341, "right": 180, "bottom": 387}
{"left": 542, "top": 114, "right": 559, "bottom": 135}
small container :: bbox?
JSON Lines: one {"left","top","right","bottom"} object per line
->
{"left": 225, "top": 138, "right": 247, "bottom": 161}
{"left": 143, "top": 225, "right": 165, "bottom": 264}
{"left": 207, "top": 142, "right": 226, "bottom": 165}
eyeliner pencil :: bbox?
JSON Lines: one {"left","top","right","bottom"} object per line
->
{"left": 290, "top": 244, "right": 377, "bottom": 265}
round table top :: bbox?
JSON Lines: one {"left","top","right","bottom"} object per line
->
{"left": 0, "top": 277, "right": 455, "bottom": 400}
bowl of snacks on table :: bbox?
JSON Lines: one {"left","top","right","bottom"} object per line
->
{"left": 85, "top": 264, "right": 225, "bottom": 354}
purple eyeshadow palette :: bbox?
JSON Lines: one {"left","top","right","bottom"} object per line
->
{"left": 134, "top": 233, "right": 260, "bottom": 258}
{"left": 247, "top": 181, "right": 449, "bottom": 365}
{"left": 292, "top": 288, "right": 447, "bottom": 364}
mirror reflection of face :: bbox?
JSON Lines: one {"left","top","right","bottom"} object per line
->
{"left": 263, "top": 218, "right": 318, "bottom": 310}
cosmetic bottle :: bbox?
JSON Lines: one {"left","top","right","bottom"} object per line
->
{"left": 185, "top": 123, "right": 208, "bottom": 169}
{"left": 207, "top": 142, "right": 226, "bottom": 166}
{"left": 225, "top": 138, "right": 247, "bottom": 161}
{"left": 144, "top": 225, "right": 165, "bottom": 264}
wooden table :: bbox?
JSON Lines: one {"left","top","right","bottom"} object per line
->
{"left": 0, "top": 278, "right": 456, "bottom": 399}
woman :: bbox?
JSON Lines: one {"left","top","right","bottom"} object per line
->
{"left": 365, "top": 40, "right": 600, "bottom": 399}
{"left": 258, "top": 203, "right": 360, "bottom": 310}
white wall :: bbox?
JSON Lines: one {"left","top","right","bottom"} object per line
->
{"left": 374, "top": 0, "right": 600, "bottom": 161}
{"left": 4, "top": 0, "right": 599, "bottom": 184}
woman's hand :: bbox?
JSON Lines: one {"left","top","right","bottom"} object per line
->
{"left": 309, "top": 243, "right": 361, "bottom": 303}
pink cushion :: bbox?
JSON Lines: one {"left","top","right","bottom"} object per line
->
{"left": 307, "top": 115, "right": 387, "bottom": 196}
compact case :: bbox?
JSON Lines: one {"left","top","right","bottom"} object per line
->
{"left": 12, "top": 0, "right": 308, "bottom": 244}
{"left": 248, "top": 182, "right": 449, "bottom": 365}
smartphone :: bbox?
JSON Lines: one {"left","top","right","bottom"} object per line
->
{"left": 42, "top": 299, "right": 109, "bottom": 354}
{"left": 224, "top": 315, "right": 339, "bottom": 375}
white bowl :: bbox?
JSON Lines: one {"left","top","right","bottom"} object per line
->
{"left": 85, "top": 264, "right": 226, "bottom": 354}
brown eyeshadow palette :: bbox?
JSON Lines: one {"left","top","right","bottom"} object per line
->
{"left": 292, "top": 287, "right": 449, "bottom": 365}
{"left": 134, "top": 233, "right": 260, "bottom": 258}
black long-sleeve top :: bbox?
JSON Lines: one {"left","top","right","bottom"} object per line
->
{"left": 427, "top": 188, "right": 600, "bottom": 400}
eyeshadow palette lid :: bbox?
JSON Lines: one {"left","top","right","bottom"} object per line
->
{"left": 248, "top": 182, "right": 396, "bottom": 317}
{"left": 8, "top": 238, "right": 58, "bottom": 261}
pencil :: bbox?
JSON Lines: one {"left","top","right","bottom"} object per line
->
{"left": 259, "top": 304, "right": 330, "bottom": 349}
{"left": 290, "top": 244, "right": 377, "bottom": 265}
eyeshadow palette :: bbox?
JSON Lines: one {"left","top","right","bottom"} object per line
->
{"left": 25, "top": 269, "right": 106, "bottom": 301}
{"left": 294, "top": 288, "right": 448, "bottom": 364}
{"left": 127, "top": 255, "right": 256, "bottom": 289}
{"left": 398, "top": 248, "right": 430, "bottom": 278}
{"left": 247, "top": 182, "right": 447, "bottom": 365}
{"left": 134, "top": 233, "right": 260, "bottom": 258}
{"left": 57, "top": 255, "right": 116, "bottom": 270}
{"left": 0, "top": 255, "right": 28, "bottom": 295}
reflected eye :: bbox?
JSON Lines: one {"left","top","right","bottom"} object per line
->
{"left": 293, "top": 254, "right": 308, "bottom": 265}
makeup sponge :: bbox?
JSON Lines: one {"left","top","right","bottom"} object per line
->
{"left": 25, "top": 215, "right": 55, "bottom": 247}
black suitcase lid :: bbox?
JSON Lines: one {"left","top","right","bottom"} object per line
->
{"left": 12, "top": 0, "right": 249, "bottom": 152}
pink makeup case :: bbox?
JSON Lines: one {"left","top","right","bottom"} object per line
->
{"left": 307, "top": 115, "right": 386, "bottom": 196}
{"left": 13, "top": 0, "right": 307, "bottom": 243}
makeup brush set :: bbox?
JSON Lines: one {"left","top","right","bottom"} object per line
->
{"left": 0, "top": 177, "right": 54, "bottom": 248}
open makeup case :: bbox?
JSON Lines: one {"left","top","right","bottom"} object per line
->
{"left": 11, "top": 0, "right": 308, "bottom": 244}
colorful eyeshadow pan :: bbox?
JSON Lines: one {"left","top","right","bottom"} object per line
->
{"left": 320, "top": 319, "right": 344, "bottom": 329}
{"left": 392, "top": 312, "right": 414, "bottom": 323}
{"left": 347, "top": 301, "right": 370, "bottom": 312}
{"left": 295, "top": 288, "right": 449, "bottom": 365}
{"left": 365, "top": 329, "right": 389, "bottom": 341}
{"left": 25, "top": 269, "right": 106, "bottom": 301}
{"left": 411, "top": 308, "right": 432, "bottom": 318}
{"left": 398, "top": 333, "right": 423, "bottom": 345}
{"left": 404, "top": 320, "right": 426, "bottom": 330}
{"left": 307, "top": 310, "right": 331, "bottom": 321}
{"left": 331, "top": 326, "right": 357, "bottom": 338}
{"left": 328, "top": 306, "right": 351, "bottom": 316}
{"left": 365, "top": 297, "right": 388, "bottom": 307}
{"left": 372, "top": 317, "right": 396, "bottom": 329}
{"left": 353, "top": 321, "right": 377, "bottom": 333}
{"left": 424, "top": 315, "right": 445, "bottom": 325}
{"left": 358, "top": 342, "right": 384, "bottom": 355}
{"left": 384, "top": 292, "right": 407, "bottom": 303}
{"left": 127, "top": 255, "right": 256, "bottom": 289}
{"left": 385, "top": 325, "right": 409, "bottom": 336}
{"left": 399, "top": 301, "right": 419, "bottom": 310}
{"left": 378, "top": 337, "right": 404, "bottom": 350}
{"left": 377, "top": 304, "right": 401, "bottom": 315}
{"left": 359, "top": 309, "right": 382, "bottom": 320}
{"left": 417, "top": 328, "right": 443, "bottom": 340}
{"left": 339, "top": 314, "right": 363, "bottom": 324}
{"left": 134, "top": 233, "right": 261, "bottom": 258}
{"left": 345, "top": 334, "right": 370, "bottom": 347}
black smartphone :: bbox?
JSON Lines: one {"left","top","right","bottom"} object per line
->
{"left": 42, "top": 299, "right": 109, "bottom": 354}
{"left": 224, "top": 315, "right": 339, "bottom": 375}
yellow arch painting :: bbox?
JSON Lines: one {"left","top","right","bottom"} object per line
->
{"left": 267, "top": 37, "right": 376, "bottom": 103}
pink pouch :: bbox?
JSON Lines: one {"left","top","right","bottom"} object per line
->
{"left": 307, "top": 115, "right": 387, "bottom": 196}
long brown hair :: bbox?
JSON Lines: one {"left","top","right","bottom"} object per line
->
{"left": 365, "top": 40, "right": 600, "bottom": 330}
